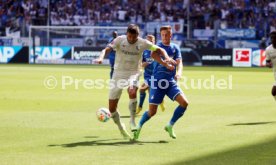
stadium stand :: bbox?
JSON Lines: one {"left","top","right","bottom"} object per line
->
{"left": 0, "top": 0, "right": 276, "bottom": 40}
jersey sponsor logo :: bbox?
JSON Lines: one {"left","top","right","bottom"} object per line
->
{"left": 121, "top": 49, "right": 139, "bottom": 56}
{"left": 146, "top": 58, "right": 154, "bottom": 63}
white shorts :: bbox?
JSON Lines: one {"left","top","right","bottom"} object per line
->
{"left": 109, "top": 71, "right": 141, "bottom": 100}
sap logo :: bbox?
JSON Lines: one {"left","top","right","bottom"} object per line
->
{"left": 31, "top": 47, "right": 70, "bottom": 59}
{"left": 0, "top": 46, "right": 22, "bottom": 63}
{"left": 235, "top": 50, "right": 250, "bottom": 62}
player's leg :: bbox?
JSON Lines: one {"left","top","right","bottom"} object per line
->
{"left": 165, "top": 83, "right": 189, "bottom": 139}
{"left": 133, "top": 84, "right": 165, "bottom": 140}
{"left": 109, "top": 79, "right": 131, "bottom": 139}
{"left": 110, "top": 67, "right": 114, "bottom": 79}
{"left": 133, "top": 104, "right": 159, "bottom": 140}
{"left": 136, "top": 83, "right": 149, "bottom": 114}
{"left": 159, "top": 99, "right": 166, "bottom": 112}
{"left": 272, "top": 84, "right": 276, "bottom": 100}
{"left": 128, "top": 73, "right": 141, "bottom": 131}
{"left": 128, "top": 85, "right": 138, "bottom": 131}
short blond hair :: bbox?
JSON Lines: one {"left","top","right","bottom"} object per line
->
{"left": 146, "top": 34, "right": 155, "bottom": 43}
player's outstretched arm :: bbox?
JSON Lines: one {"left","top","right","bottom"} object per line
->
{"left": 94, "top": 47, "right": 112, "bottom": 64}
{"left": 151, "top": 51, "right": 175, "bottom": 71}
{"left": 142, "top": 62, "right": 149, "bottom": 68}
{"left": 175, "top": 59, "right": 183, "bottom": 81}
{"left": 152, "top": 47, "right": 176, "bottom": 65}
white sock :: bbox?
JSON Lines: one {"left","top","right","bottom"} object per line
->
{"left": 129, "top": 98, "right": 137, "bottom": 125}
{"left": 111, "top": 111, "right": 123, "bottom": 130}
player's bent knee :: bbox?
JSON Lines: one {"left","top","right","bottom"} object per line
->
{"left": 109, "top": 99, "right": 118, "bottom": 113}
{"left": 149, "top": 104, "right": 158, "bottom": 117}
{"left": 140, "top": 88, "right": 146, "bottom": 93}
{"left": 148, "top": 109, "right": 157, "bottom": 117}
{"left": 180, "top": 100, "right": 188, "bottom": 108}
{"left": 129, "top": 92, "right": 137, "bottom": 98}
{"left": 176, "top": 94, "right": 189, "bottom": 108}
{"left": 128, "top": 88, "right": 137, "bottom": 98}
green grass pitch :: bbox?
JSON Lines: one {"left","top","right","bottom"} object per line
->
{"left": 0, "top": 64, "right": 275, "bottom": 165}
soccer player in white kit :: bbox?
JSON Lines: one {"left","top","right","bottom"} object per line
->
{"left": 265, "top": 31, "right": 276, "bottom": 100}
{"left": 95, "top": 24, "right": 175, "bottom": 139}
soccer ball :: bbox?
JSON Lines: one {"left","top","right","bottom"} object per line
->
{"left": 96, "top": 108, "right": 111, "bottom": 122}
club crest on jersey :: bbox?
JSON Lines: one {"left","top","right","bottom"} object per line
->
{"left": 173, "top": 48, "right": 176, "bottom": 53}
{"left": 136, "top": 45, "right": 141, "bottom": 51}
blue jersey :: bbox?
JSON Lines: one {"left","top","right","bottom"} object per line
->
{"left": 142, "top": 50, "right": 154, "bottom": 77}
{"left": 152, "top": 42, "right": 182, "bottom": 80}
{"left": 149, "top": 43, "right": 183, "bottom": 104}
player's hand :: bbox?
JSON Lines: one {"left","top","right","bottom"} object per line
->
{"left": 174, "top": 74, "right": 181, "bottom": 81}
{"left": 165, "top": 62, "right": 175, "bottom": 71}
{"left": 142, "top": 62, "right": 149, "bottom": 67}
{"left": 93, "top": 58, "right": 103, "bottom": 64}
{"left": 164, "top": 58, "right": 176, "bottom": 66}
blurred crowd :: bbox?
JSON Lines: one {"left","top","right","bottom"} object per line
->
{"left": 189, "top": 0, "right": 276, "bottom": 38}
{"left": 0, "top": 0, "right": 276, "bottom": 38}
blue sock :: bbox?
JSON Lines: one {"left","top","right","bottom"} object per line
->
{"left": 138, "top": 92, "right": 146, "bottom": 108}
{"left": 139, "top": 111, "right": 151, "bottom": 127}
{"left": 169, "top": 106, "right": 186, "bottom": 126}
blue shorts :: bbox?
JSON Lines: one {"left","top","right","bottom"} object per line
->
{"left": 109, "top": 58, "right": 115, "bottom": 68}
{"left": 149, "top": 79, "right": 183, "bottom": 105}
{"left": 144, "top": 74, "right": 152, "bottom": 86}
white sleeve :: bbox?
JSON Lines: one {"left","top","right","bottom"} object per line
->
{"left": 143, "top": 39, "right": 154, "bottom": 51}
{"left": 108, "top": 35, "right": 123, "bottom": 51}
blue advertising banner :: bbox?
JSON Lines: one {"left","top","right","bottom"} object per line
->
{"left": 0, "top": 46, "right": 23, "bottom": 63}
{"left": 218, "top": 29, "right": 256, "bottom": 39}
{"left": 29, "top": 46, "right": 71, "bottom": 63}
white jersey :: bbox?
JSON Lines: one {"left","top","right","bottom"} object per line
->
{"left": 265, "top": 44, "right": 276, "bottom": 81}
{"left": 108, "top": 35, "right": 154, "bottom": 73}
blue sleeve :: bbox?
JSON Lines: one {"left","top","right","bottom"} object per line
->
{"left": 174, "top": 44, "right": 182, "bottom": 60}
{"left": 142, "top": 51, "right": 146, "bottom": 62}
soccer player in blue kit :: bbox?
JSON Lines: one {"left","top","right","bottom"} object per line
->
{"left": 136, "top": 34, "right": 165, "bottom": 114}
{"left": 108, "top": 31, "right": 118, "bottom": 78}
{"left": 134, "top": 25, "right": 189, "bottom": 140}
